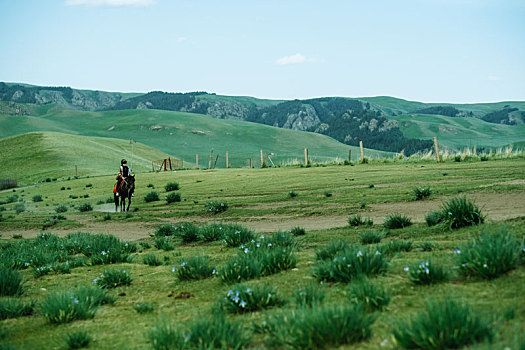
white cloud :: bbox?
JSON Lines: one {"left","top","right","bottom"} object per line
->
{"left": 65, "top": 0, "right": 156, "bottom": 7}
{"left": 275, "top": 53, "right": 317, "bottom": 65}
{"left": 488, "top": 75, "right": 501, "bottom": 81}
{"left": 176, "top": 37, "right": 187, "bottom": 43}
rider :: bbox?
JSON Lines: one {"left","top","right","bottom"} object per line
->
{"left": 115, "top": 159, "right": 132, "bottom": 196}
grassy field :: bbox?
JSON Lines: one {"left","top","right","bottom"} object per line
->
{"left": 392, "top": 113, "right": 525, "bottom": 150}
{"left": 0, "top": 157, "right": 524, "bottom": 349}
{"left": 0, "top": 132, "right": 179, "bottom": 184}
{"left": 0, "top": 108, "right": 391, "bottom": 172}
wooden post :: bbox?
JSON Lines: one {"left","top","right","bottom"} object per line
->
{"left": 75, "top": 165, "right": 78, "bottom": 177}
{"left": 348, "top": 149, "right": 352, "bottom": 162}
{"left": 304, "top": 148, "right": 308, "bottom": 165}
{"left": 433, "top": 137, "right": 440, "bottom": 162}
{"left": 359, "top": 141, "right": 364, "bottom": 163}
{"left": 196, "top": 154, "right": 199, "bottom": 168}
{"left": 209, "top": 148, "right": 213, "bottom": 169}
{"left": 226, "top": 152, "right": 229, "bottom": 168}
{"left": 249, "top": 158, "right": 252, "bottom": 168}
{"left": 260, "top": 149, "right": 264, "bottom": 167}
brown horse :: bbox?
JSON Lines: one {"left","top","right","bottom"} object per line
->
{"left": 114, "top": 175, "right": 135, "bottom": 212}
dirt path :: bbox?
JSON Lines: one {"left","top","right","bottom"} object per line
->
{"left": 6, "top": 191, "right": 524, "bottom": 241}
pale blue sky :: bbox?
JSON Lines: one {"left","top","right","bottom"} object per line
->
{"left": 1, "top": 0, "right": 524, "bottom": 102}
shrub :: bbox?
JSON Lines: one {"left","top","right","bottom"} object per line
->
{"left": 315, "top": 239, "right": 349, "bottom": 261}
{"left": 179, "top": 222, "right": 201, "bottom": 243}
{"left": 313, "top": 246, "right": 388, "bottom": 283}
{"left": 219, "top": 254, "right": 262, "bottom": 284}
{"left": 288, "top": 190, "right": 298, "bottom": 198}
{"left": 383, "top": 213, "right": 412, "bottom": 229}
{"left": 147, "top": 183, "right": 154, "bottom": 188}
{"left": 77, "top": 203, "right": 92, "bottom": 212}
{"left": 222, "top": 224, "right": 256, "bottom": 247}
{"left": 348, "top": 214, "right": 373, "bottom": 227}
{"left": 0, "top": 206, "right": 5, "bottom": 211}
{"left": 164, "top": 182, "right": 180, "bottom": 192}
{"left": 154, "top": 224, "right": 177, "bottom": 237}
{"left": 293, "top": 283, "right": 325, "bottom": 307}
{"left": 200, "top": 223, "right": 226, "bottom": 241}
{"left": 393, "top": 299, "right": 494, "bottom": 349}
{"left": 264, "top": 304, "right": 375, "bottom": 349}
{"left": 456, "top": 227, "right": 521, "bottom": 279}
{"left": 93, "top": 268, "right": 132, "bottom": 289}
{"left": 359, "top": 230, "right": 383, "bottom": 244}
{"left": 173, "top": 255, "right": 215, "bottom": 281}
{"left": 379, "top": 240, "right": 413, "bottom": 255}
{"left": 103, "top": 213, "right": 111, "bottom": 221}
{"left": 413, "top": 186, "right": 432, "bottom": 200}
{"left": 14, "top": 203, "right": 25, "bottom": 214}
{"left": 64, "top": 233, "right": 136, "bottom": 265}
{"left": 154, "top": 236, "right": 175, "bottom": 251}
{"left": 65, "top": 331, "right": 92, "bottom": 349}
{"left": 441, "top": 196, "right": 485, "bottom": 229}
{"left": 258, "top": 246, "right": 297, "bottom": 276}
{"left": 418, "top": 241, "right": 435, "bottom": 252}
{"left": 32, "top": 195, "right": 43, "bottom": 202}
{"left": 405, "top": 259, "right": 449, "bottom": 285}
{"left": 7, "top": 195, "right": 18, "bottom": 203}
{"left": 222, "top": 283, "right": 285, "bottom": 313}
{"left": 348, "top": 277, "right": 391, "bottom": 312}
{"left": 0, "top": 299, "right": 34, "bottom": 320}
{"left": 143, "top": 253, "right": 162, "bottom": 266}
{"left": 324, "top": 191, "right": 333, "bottom": 197}
{"left": 149, "top": 314, "right": 250, "bottom": 350}
{"left": 144, "top": 191, "right": 160, "bottom": 203}
{"left": 205, "top": 200, "right": 228, "bottom": 214}
{"left": 290, "top": 226, "right": 306, "bottom": 236}
{"left": 0, "top": 267, "right": 24, "bottom": 296}
{"left": 41, "top": 285, "right": 111, "bottom": 324}
{"left": 454, "top": 155, "right": 462, "bottom": 162}
{"left": 133, "top": 302, "right": 155, "bottom": 314}
{"left": 425, "top": 210, "right": 444, "bottom": 227}
{"left": 166, "top": 192, "right": 181, "bottom": 203}
{"left": 55, "top": 204, "right": 67, "bottom": 214}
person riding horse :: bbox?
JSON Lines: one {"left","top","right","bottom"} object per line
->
{"left": 115, "top": 159, "right": 131, "bottom": 196}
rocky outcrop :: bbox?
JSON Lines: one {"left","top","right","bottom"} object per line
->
{"left": 282, "top": 105, "right": 320, "bottom": 131}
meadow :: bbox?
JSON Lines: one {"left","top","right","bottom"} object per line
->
{"left": 0, "top": 156, "right": 524, "bottom": 349}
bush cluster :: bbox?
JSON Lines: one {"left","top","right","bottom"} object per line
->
{"left": 413, "top": 186, "right": 432, "bottom": 200}
{"left": 93, "top": 268, "right": 132, "bottom": 289}
{"left": 144, "top": 191, "right": 160, "bottom": 203}
{"left": 205, "top": 200, "right": 228, "bottom": 214}
{"left": 441, "top": 196, "right": 484, "bottom": 229}
{"left": 165, "top": 192, "right": 181, "bottom": 203}
{"left": 222, "top": 283, "right": 285, "bottom": 313}
{"left": 293, "top": 283, "right": 325, "bottom": 307}
{"left": 173, "top": 255, "right": 215, "bottom": 281}
{"left": 405, "top": 259, "right": 449, "bottom": 285}
{"left": 348, "top": 278, "right": 391, "bottom": 312}
{"left": 383, "top": 213, "right": 412, "bottom": 229}
{"left": 349, "top": 214, "right": 373, "bottom": 227}
{"left": 164, "top": 182, "right": 180, "bottom": 192}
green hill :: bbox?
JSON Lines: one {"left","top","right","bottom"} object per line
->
{"left": 391, "top": 113, "right": 525, "bottom": 150}
{"left": 0, "top": 132, "right": 179, "bottom": 184}
{"left": 0, "top": 109, "right": 391, "bottom": 175}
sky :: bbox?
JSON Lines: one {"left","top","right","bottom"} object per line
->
{"left": 0, "top": 0, "right": 524, "bottom": 103}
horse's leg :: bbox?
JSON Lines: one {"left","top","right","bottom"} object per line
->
{"left": 114, "top": 194, "right": 118, "bottom": 212}
{"left": 126, "top": 195, "right": 131, "bottom": 212}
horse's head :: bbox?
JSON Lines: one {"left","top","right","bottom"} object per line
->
{"left": 128, "top": 175, "right": 135, "bottom": 188}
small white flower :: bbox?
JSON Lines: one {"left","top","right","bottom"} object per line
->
{"left": 268, "top": 243, "right": 272, "bottom": 247}
{"left": 375, "top": 250, "right": 381, "bottom": 255}
{"left": 357, "top": 250, "right": 363, "bottom": 257}
{"left": 101, "top": 251, "right": 107, "bottom": 255}
{"left": 212, "top": 269, "right": 216, "bottom": 274}
{"left": 172, "top": 266, "right": 177, "bottom": 272}
{"left": 483, "top": 263, "right": 488, "bottom": 268}
{"left": 404, "top": 265, "right": 409, "bottom": 272}
{"left": 73, "top": 298, "right": 79, "bottom": 304}
{"left": 244, "top": 248, "right": 249, "bottom": 254}
{"left": 239, "top": 300, "right": 246, "bottom": 308}
{"left": 454, "top": 248, "right": 461, "bottom": 254}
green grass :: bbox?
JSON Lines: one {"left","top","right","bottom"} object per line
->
{"left": 0, "top": 108, "right": 392, "bottom": 176}
{"left": 391, "top": 113, "right": 525, "bottom": 150}
{"left": 0, "top": 132, "right": 177, "bottom": 184}
{"left": 0, "top": 159, "right": 523, "bottom": 349}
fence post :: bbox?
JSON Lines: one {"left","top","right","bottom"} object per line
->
{"left": 75, "top": 165, "right": 78, "bottom": 177}
{"left": 196, "top": 154, "right": 199, "bottom": 168}
{"left": 260, "top": 149, "right": 264, "bottom": 167}
{"left": 304, "top": 148, "right": 308, "bottom": 165}
{"left": 226, "top": 152, "right": 229, "bottom": 168}
{"left": 359, "top": 141, "right": 364, "bottom": 163}
{"left": 433, "top": 137, "right": 440, "bottom": 162}
{"left": 209, "top": 149, "right": 213, "bottom": 169}
{"left": 250, "top": 158, "right": 252, "bottom": 168}
{"left": 348, "top": 149, "right": 352, "bottom": 162}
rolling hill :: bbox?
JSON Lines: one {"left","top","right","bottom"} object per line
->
{"left": 0, "top": 108, "right": 391, "bottom": 179}
{"left": 0, "top": 132, "right": 179, "bottom": 183}
{"left": 1, "top": 82, "right": 524, "bottom": 155}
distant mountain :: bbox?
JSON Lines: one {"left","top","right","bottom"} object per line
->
{"left": 1, "top": 82, "right": 524, "bottom": 154}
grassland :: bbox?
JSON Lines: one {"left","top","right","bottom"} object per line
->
{"left": 0, "top": 132, "right": 179, "bottom": 184}
{"left": 392, "top": 113, "right": 525, "bottom": 150}
{"left": 0, "top": 108, "right": 391, "bottom": 173}
{"left": 0, "top": 157, "right": 524, "bottom": 349}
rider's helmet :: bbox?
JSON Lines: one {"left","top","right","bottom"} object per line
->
{"left": 121, "top": 159, "right": 127, "bottom": 165}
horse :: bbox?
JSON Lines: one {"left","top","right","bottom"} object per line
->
{"left": 114, "top": 175, "right": 135, "bottom": 212}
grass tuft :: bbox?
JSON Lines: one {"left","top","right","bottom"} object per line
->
{"left": 222, "top": 283, "right": 285, "bottom": 313}
{"left": 348, "top": 277, "right": 391, "bottom": 312}
{"left": 441, "top": 196, "right": 485, "bottom": 229}
{"left": 383, "top": 213, "right": 412, "bottom": 229}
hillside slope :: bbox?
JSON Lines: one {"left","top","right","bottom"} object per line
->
{"left": 0, "top": 109, "right": 391, "bottom": 171}
{"left": 392, "top": 114, "right": 525, "bottom": 150}
{"left": 0, "top": 132, "right": 179, "bottom": 183}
